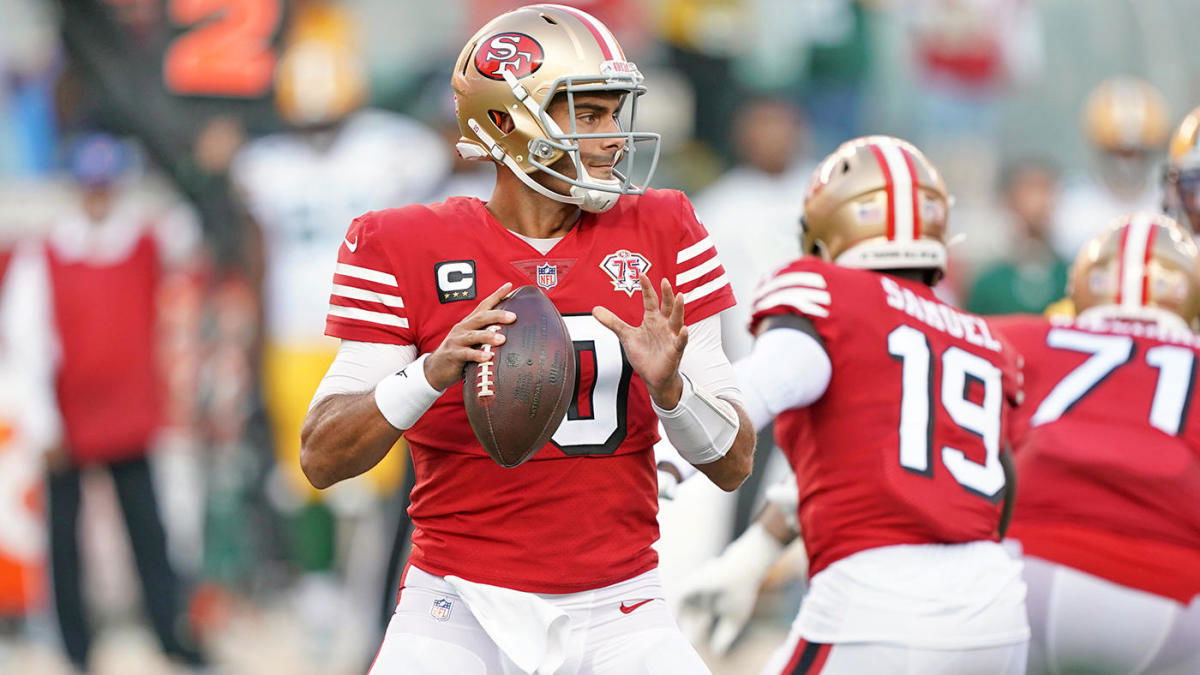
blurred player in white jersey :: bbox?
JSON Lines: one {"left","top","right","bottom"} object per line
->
{"left": 1053, "top": 78, "right": 1169, "bottom": 259}
{"left": 229, "top": 1, "right": 448, "bottom": 662}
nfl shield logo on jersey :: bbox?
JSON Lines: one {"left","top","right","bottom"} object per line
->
{"left": 600, "top": 249, "right": 652, "bottom": 296}
{"left": 431, "top": 597, "right": 453, "bottom": 622}
{"left": 536, "top": 263, "right": 558, "bottom": 289}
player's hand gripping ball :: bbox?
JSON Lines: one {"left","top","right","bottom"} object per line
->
{"left": 463, "top": 286, "right": 576, "bottom": 467}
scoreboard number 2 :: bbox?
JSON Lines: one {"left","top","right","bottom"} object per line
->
{"left": 163, "top": 0, "right": 281, "bottom": 98}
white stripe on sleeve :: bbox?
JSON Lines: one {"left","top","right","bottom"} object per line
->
{"left": 328, "top": 304, "right": 409, "bottom": 328}
{"left": 752, "top": 287, "right": 832, "bottom": 318}
{"left": 331, "top": 284, "right": 405, "bottom": 308}
{"left": 682, "top": 273, "right": 730, "bottom": 304}
{"left": 677, "top": 237, "right": 714, "bottom": 264}
{"left": 676, "top": 255, "right": 721, "bottom": 285}
{"left": 335, "top": 263, "right": 398, "bottom": 287}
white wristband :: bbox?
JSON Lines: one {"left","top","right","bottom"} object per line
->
{"left": 653, "top": 374, "right": 740, "bottom": 465}
{"left": 373, "top": 354, "right": 444, "bottom": 430}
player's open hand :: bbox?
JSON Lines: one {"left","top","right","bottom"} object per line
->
{"left": 593, "top": 275, "right": 687, "bottom": 409}
{"left": 425, "top": 282, "right": 516, "bottom": 391}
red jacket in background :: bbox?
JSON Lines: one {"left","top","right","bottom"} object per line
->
{"left": 46, "top": 230, "right": 163, "bottom": 464}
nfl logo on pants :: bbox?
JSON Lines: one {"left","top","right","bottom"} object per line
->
{"left": 431, "top": 597, "right": 453, "bottom": 622}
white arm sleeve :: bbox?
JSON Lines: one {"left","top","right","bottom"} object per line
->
{"left": 679, "top": 314, "right": 743, "bottom": 406}
{"left": 735, "top": 327, "right": 832, "bottom": 432}
{"left": 653, "top": 314, "right": 742, "bottom": 491}
{"left": 309, "top": 340, "right": 418, "bottom": 410}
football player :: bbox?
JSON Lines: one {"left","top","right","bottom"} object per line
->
{"left": 1053, "top": 78, "right": 1169, "bottom": 260}
{"left": 991, "top": 213, "right": 1200, "bottom": 674}
{"left": 687, "top": 136, "right": 1030, "bottom": 673}
{"left": 1165, "top": 106, "right": 1200, "bottom": 236}
{"left": 299, "top": 4, "right": 756, "bottom": 673}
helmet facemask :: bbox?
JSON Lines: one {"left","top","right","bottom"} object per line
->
{"left": 489, "top": 65, "right": 660, "bottom": 213}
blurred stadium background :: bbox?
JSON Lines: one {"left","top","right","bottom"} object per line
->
{"left": 0, "top": 0, "right": 1198, "bottom": 673}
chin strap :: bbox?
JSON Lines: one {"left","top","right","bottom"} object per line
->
{"left": 570, "top": 178, "right": 620, "bottom": 213}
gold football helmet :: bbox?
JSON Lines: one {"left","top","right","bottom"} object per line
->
{"left": 275, "top": 2, "right": 366, "bottom": 127}
{"left": 801, "top": 136, "right": 951, "bottom": 278}
{"left": 451, "top": 4, "right": 660, "bottom": 213}
{"left": 1165, "top": 106, "right": 1200, "bottom": 233}
{"left": 1069, "top": 212, "right": 1200, "bottom": 329}
{"left": 1083, "top": 78, "right": 1169, "bottom": 153}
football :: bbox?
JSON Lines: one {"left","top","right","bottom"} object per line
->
{"left": 463, "top": 285, "right": 576, "bottom": 468}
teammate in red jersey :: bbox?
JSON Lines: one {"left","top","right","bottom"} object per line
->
{"left": 991, "top": 212, "right": 1200, "bottom": 675}
{"left": 697, "top": 136, "right": 1029, "bottom": 673}
{"left": 298, "top": 5, "right": 755, "bottom": 673}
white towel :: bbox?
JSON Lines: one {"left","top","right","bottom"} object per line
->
{"left": 444, "top": 575, "right": 570, "bottom": 675}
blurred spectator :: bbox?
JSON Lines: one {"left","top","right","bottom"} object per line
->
{"left": 1, "top": 132, "right": 205, "bottom": 671}
{"left": 229, "top": 0, "right": 449, "bottom": 663}
{"left": 966, "top": 159, "right": 1067, "bottom": 315}
{"left": 693, "top": 99, "right": 810, "bottom": 360}
{"left": 1053, "top": 77, "right": 1169, "bottom": 258}
{"left": 907, "top": 0, "right": 1043, "bottom": 146}
{"left": 424, "top": 116, "right": 494, "bottom": 203}
{"left": 739, "top": 0, "right": 874, "bottom": 155}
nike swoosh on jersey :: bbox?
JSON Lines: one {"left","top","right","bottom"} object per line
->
{"left": 344, "top": 237, "right": 359, "bottom": 253}
{"left": 619, "top": 599, "right": 653, "bottom": 614}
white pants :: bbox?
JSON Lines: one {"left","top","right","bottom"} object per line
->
{"left": 760, "top": 634, "right": 1027, "bottom": 674}
{"left": 1022, "top": 555, "right": 1200, "bottom": 675}
{"left": 370, "top": 566, "right": 709, "bottom": 675}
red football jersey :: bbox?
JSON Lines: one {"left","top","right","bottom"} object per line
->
{"left": 325, "top": 191, "right": 734, "bottom": 592}
{"left": 750, "top": 258, "right": 1018, "bottom": 578}
{"left": 992, "top": 314, "right": 1200, "bottom": 603}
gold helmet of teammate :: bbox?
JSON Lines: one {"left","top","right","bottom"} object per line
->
{"left": 275, "top": 1, "right": 367, "bottom": 128}
{"left": 801, "top": 135, "right": 951, "bottom": 281}
{"left": 1082, "top": 78, "right": 1170, "bottom": 197}
{"left": 451, "top": 4, "right": 660, "bottom": 213}
{"left": 1165, "top": 106, "right": 1200, "bottom": 234}
{"left": 1069, "top": 212, "right": 1200, "bottom": 329}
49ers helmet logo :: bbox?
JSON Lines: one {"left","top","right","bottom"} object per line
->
{"left": 475, "top": 32, "right": 544, "bottom": 81}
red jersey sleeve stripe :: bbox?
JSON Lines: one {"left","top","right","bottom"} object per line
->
{"left": 335, "top": 262, "right": 398, "bottom": 287}
{"left": 327, "top": 304, "right": 409, "bottom": 329}
{"left": 676, "top": 252, "right": 721, "bottom": 286}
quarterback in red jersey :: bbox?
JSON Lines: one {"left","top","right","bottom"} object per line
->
{"left": 299, "top": 4, "right": 755, "bottom": 673}
{"left": 703, "top": 136, "right": 1029, "bottom": 674}
{"left": 991, "top": 213, "right": 1200, "bottom": 675}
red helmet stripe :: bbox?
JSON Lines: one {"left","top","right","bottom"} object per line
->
{"left": 1118, "top": 213, "right": 1155, "bottom": 309}
{"left": 541, "top": 4, "right": 621, "bottom": 60}
{"left": 901, "top": 148, "right": 922, "bottom": 238}
{"left": 1141, "top": 219, "right": 1158, "bottom": 305}
{"left": 866, "top": 144, "right": 896, "bottom": 241}
{"left": 1115, "top": 220, "right": 1132, "bottom": 305}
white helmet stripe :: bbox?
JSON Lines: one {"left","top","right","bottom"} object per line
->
{"left": 876, "top": 140, "right": 916, "bottom": 242}
{"left": 539, "top": 4, "right": 623, "bottom": 60}
{"left": 1120, "top": 212, "right": 1155, "bottom": 310}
